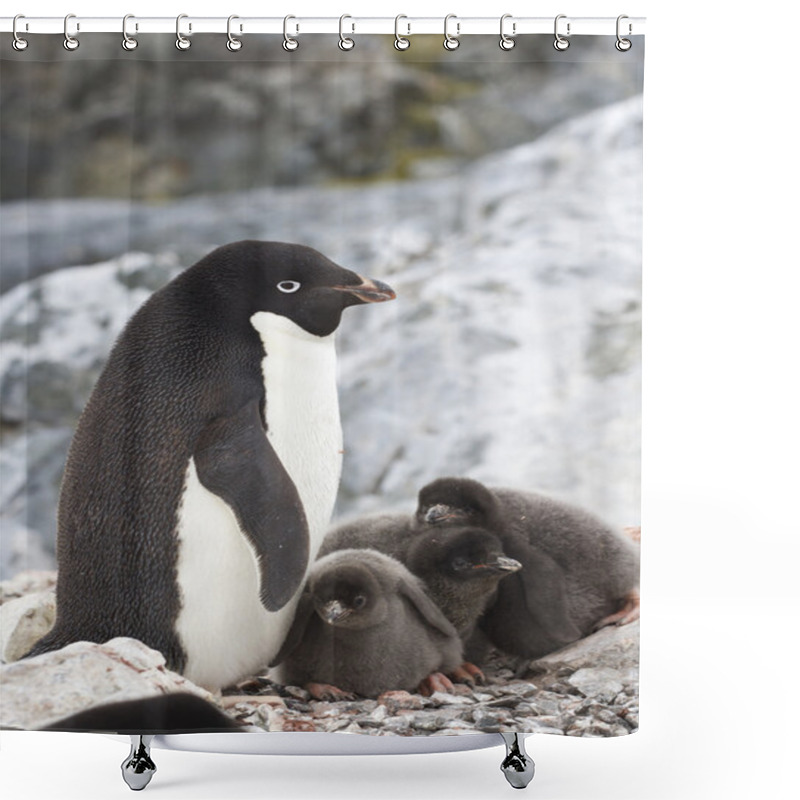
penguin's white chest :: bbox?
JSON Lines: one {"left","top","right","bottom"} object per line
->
{"left": 174, "top": 313, "right": 342, "bottom": 691}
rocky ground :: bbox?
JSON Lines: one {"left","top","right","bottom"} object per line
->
{"left": 0, "top": 570, "right": 638, "bottom": 737}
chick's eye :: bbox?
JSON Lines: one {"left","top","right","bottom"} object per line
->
{"left": 277, "top": 280, "right": 301, "bottom": 293}
{"left": 353, "top": 595, "right": 367, "bottom": 609}
{"left": 451, "top": 557, "right": 470, "bottom": 571}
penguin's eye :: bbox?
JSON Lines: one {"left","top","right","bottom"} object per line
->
{"left": 277, "top": 281, "right": 301, "bottom": 294}
{"left": 353, "top": 595, "right": 367, "bottom": 609}
{"left": 451, "top": 557, "right": 471, "bottom": 572}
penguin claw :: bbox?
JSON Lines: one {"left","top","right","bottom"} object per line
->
{"left": 417, "top": 672, "right": 455, "bottom": 696}
{"left": 593, "top": 589, "right": 640, "bottom": 630}
{"left": 462, "top": 662, "right": 486, "bottom": 685}
{"left": 306, "top": 682, "right": 357, "bottom": 702}
{"left": 448, "top": 662, "right": 486, "bottom": 687}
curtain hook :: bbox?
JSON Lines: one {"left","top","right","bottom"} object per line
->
{"left": 122, "top": 14, "right": 138, "bottom": 51}
{"left": 227, "top": 15, "right": 243, "bottom": 51}
{"left": 63, "top": 13, "right": 80, "bottom": 51}
{"left": 554, "top": 14, "right": 570, "bottom": 51}
{"left": 499, "top": 14, "right": 516, "bottom": 51}
{"left": 283, "top": 15, "right": 299, "bottom": 51}
{"left": 394, "top": 14, "right": 411, "bottom": 51}
{"left": 443, "top": 14, "right": 460, "bottom": 51}
{"left": 12, "top": 14, "right": 29, "bottom": 51}
{"left": 176, "top": 14, "right": 191, "bottom": 51}
{"left": 615, "top": 14, "right": 632, "bottom": 51}
{"left": 338, "top": 14, "right": 355, "bottom": 51}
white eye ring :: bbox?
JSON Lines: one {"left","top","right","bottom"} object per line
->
{"left": 277, "top": 281, "right": 301, "bottom": 293}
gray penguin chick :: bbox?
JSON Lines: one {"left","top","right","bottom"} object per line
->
{"left": 417, "top": 477, "right": 640, "bottom": 659}
{"left": 271, "top": 549, "right": 463, "bottom": 699}
{"left": 317, "top": 513, "right": 413, "bottom": 562}
{"left": 399, "top": 527, "right": 521, "bottom": 641}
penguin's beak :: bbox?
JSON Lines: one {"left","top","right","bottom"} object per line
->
{"left": 332, "top": 276, "right": 396, "bottom": 304}
{"left": 479, "top": 556, "right": 523, "bottom": 575}
{"left": 424, "top": 504, "right": 465, "bottom": 525}
{"left": 320, "top": 599, "right": 351, "bottom": 625}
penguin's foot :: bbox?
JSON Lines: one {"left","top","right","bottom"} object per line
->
{"left": 594, "top": 589, "right": 640, "bottom": 630}
{"left": 449, "top": 662, "right": 486, "bottom": 687}
{"left": 417, "top": 672, "right": 455, "bottom": 696}
{"left": 306, "top": 682, "right": 357, "bottom": 702}
{"left": 624, "top": 525, "right": 641, "bottom": 543}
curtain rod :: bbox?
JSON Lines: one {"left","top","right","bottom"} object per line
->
{"left": 1, "top": 16, "right": 646, "bottom": 37}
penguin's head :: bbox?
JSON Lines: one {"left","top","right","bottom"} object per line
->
{"left": 194, "top": 240, "right": 395, "bottom": 338}
{"left": 407, "top": 527, "right": 521, "bottom": 583}
{"left": 415, "top": 477, "right": 501, "bottom": 530}
{"left": 311, "top": 560, "right": 387, "bottom": 630}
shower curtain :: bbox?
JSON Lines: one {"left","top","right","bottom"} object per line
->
{"left": 0, "top": 27, "right": 644, "bottom": 741}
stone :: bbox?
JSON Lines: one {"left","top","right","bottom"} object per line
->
{"left": 411, "top": 714, "right": 447, "bottom": 732}
{"left": 283, "top": 685, "right": 311, "bottom": 702}
{"left": 0, "top": 590, "right": 56, "bottom": 662}
{"left": 498, "top": 682, "right": 538, "bottom": 697}
{"left": 486, "top": 696, "right": 523, "bottom": 709}
{"left": 0, "top": 637, "right": 216, "bottom": 730}
{"left": 377, "top": 690, "right": 424, "bottom": 712}
{"left": 281, "top": 717, "right": 316, "bottom": 732}
{"left": 568, "top": 668, "right": 625, "bottom": 702}
{"left": 380, "top": 715, "right": 412, "bottom": 733}
{"left": 0, "top": 570, "right": 57, "bottom": 605}
{"left": 428, "top": 691, "right": 474, "bottom": 706}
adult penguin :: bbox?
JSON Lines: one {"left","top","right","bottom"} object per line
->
{"left": 416, "top": 477, "right": 640, "bottom": 660}
{"left": 26, "top": 241, "right": 395, "bottom": 692}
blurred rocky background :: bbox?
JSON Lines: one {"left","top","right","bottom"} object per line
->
{"left": 1, "top": 35, "right": 643, "bottom": 578}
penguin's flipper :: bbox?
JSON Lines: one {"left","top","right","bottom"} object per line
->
{"left": 508, "top": 540, "right": 583, "bottom": 644}
{"left": 398, "top": 577, "right": 460, "bottom": 639}
{"left": 194, "top": 399, "right": 310, "bottom": 612}
{"left": 268, "top": 590, "right": 315, "bottom": 667}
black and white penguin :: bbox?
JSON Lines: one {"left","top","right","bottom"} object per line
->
{"left": 416, "top": 477, "right": 640, "bottom": 659}
{"left": 26, "top": 241, "right": 395, "bottom": 691}
{"left": 271, "top": 549, "right": 463, "bottom": 699}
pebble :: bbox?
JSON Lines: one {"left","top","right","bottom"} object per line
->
{"left": 283, "top": 685, "right": 311, "bottom": 702}
{"left": 471, "top": 709, "right": 508, "bottom": 730}
{"left": 428, "top": 691, "right": 474, "bottom": 706}
{"left": 381, "top": 716, "right": 412, "bottom": 733}
{"left": 569, "top": 669, "right": 625, "bottom": 704}
{"left": 412, "top": 715, "right": 448, "bottom": 731}
{"left": 377, "top": 690, "right": 424, "bottom": 712}
{"left": 498, "top": 682, "right": 538, "bottom": 697}
{"left": 486, "top": 696, "right": 523, "bottom": 709}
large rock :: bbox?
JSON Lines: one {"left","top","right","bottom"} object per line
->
{"left": 0, "top": 637, "right": 216, "bottom": 730}
{"left": 0, "top": 96, "right": 642, "bottom": 579}
{"left": 0, "top": 35, "right": 642, "bottom": 290}
{"left": 0, "top": 590, "right": 56, "bottom": 663}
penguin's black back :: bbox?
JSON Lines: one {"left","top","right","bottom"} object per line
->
{"left": 27, "top": 244, "right": 273, "bottom": 667}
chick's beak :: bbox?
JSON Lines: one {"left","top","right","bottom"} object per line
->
{"left": 482, "top": 556, "right": 523, "bottom": 574}
{"left": 332, "top": 276, "right": 396, "bottom": 304}
{"left": 320, "top": 600, "right": 351, "bottom": 625}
